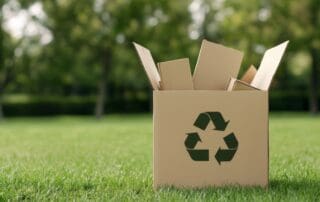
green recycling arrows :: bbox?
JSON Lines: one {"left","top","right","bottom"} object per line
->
{"left": 184, "top": 112, "right": 238, "bottom": 165}
{"left": 215, "top": 132, "right": 238, "bottom": 164}
{"left": 184, "top": 133, "right": 209, "bottom": 161}
{"left": 194, "top": 112, "right": 229, "bottom": 131}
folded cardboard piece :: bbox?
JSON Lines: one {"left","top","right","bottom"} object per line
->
{"left": 251, "top": 41, "right": 289, "bottom": 90}
{"left": 193, "top": 40, "right": 244, "bottom": 90}
{"left": 158, "top": 58, "right": 193, "bottom": 90}
{"left": 241, "top": 65, "right": 257, "bottom": 84}
{"left": 227, "top": 77, "right": 258, "bottom": 91}
{"left": 227, "top": 41, "right": 289, "bottom": 91}
{"left": 133, "top": 39, "right": 288, "bottom": 189}
{"left": 133, "top": 42, "right": 161, "bottom": 90}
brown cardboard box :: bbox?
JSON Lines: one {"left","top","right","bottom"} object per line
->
{"left": 153, "top": 91, "right": 268, "bottom": 188}
{"left": 133, "top": 39, "right": 288, "bottom": 189}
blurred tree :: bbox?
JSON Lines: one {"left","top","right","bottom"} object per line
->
{"left": 2, "top": 0, "right": 316, "bottom": 116}
{"left": 0, "top": 0, "right": 41, "bottom": 120}
{"left": 0, "top": 0, "right": 18, "bottom": 120}
{"left": 201, "top": 0, "right": 319, "bottom": 113}
{"left": 0, "top": 27, "right": 15, "bottom": 120}
{"left": 270, "top": 0, "right": 320, "bottom": 114}
{"left": 38, "top": 0, "right": 192, "bottom": 118}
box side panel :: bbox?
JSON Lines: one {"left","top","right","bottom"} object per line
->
{"left": 153, "top": 91, "right": 159, "bottom": 188}
{"left": 267, "top": 92, "right": 270, "bottom": 187}
{"left": 154, "top": 91, "right": 268, "bottom": 188}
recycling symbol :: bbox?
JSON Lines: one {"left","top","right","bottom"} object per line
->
{"left": 184, "top": 112, "right": 239, "bottom": 164}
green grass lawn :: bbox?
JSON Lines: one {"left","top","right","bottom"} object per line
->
{"left": 0, "top": 113, "right": 319, "bottom": 201}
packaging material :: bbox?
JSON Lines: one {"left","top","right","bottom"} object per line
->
{"left": 133, "top": 39, "right": 288, "bottom": 189}
{"left": 228, "top": 41, "right": 288, "bottom": 91}
{"left": 241, "top": 65, "right": 257, "bottom": 83}
{"left": 250, "top": 41, "right": 289, "bottom": 90}
{"left": 227, "top": 78, "right": 258, "bottom": 91}
{"left": 158, "top": 58, "right": 193, "bottom": 90}
{"left": 133, "top": 42, "right": 161, "bottom": 90}
{"left": 193, "top": 40, "right": 243, "bottom": 90}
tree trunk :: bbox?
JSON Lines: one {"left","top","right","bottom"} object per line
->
{"left": 95, "top": 49, "right": 111, "bottom": 119}
{"left": 309, "top": 48, "right": 319, "bottom": 114}
{"left": 0, "top": 94, "right": 3, "bottom": 121}
{"left": 309, "top": 1, "right": 320, "bottom": 114}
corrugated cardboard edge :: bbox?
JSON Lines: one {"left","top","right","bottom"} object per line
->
{"left": 227, "top": 78, "right": 237, "bottom": 91}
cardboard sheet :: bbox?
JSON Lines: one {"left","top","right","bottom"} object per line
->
{"left": 133, "top": 42, "right": 161, "bottom": 90}
{"left": 241, "top": 65, "right": 257, "bottom": 83}
{"left": 227, "top": 78, "right": 258, "bottom": 91}
{"left": 193, "top": 40, "right": 243, "bottom": 90}
{"left": 251, "top": 41, "right": 289, "bottom": 90}
{"left": 158, "top": 58, "right": 193, "bottom": 90}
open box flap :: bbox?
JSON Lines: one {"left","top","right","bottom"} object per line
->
{"left": 251, "top": 41, "right": 289, "bottom": 90}
{"left": 227, "top": 77, "right": 259, "bottom": 91}
{"left": 193, "top": 40, "right": 244, "bottom": 90}
{"left": 241, "top": 65, "right": 257, "bottom": 83}
{"left": 158, "top": 58, "right": 193, "bottom": 90}
{"left": 133, "top": 42, "right": 161, "bottom": 90}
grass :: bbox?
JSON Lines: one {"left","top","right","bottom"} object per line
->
{"left": 0, "top": 113, "right": 319, "bottom": 201}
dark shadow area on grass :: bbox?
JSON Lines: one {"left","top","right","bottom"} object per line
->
{"left": 155, "top": 179, "right": 320, "bottom": 200}
{"left": 269, "top": 179, "right": 320, "bottom": 193}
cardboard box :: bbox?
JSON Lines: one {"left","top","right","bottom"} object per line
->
{"left": 153, "top": 90, "right": 268, "bottom": 187}
{"left": 133, "top": 40, "right": 288, "bottom": 189}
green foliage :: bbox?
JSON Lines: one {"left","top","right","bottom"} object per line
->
{"left": 1, "top": 91, "right": 319, "bottom": 116}
{"left": 0, "top": 0, "right": 319, "bottom": 114}
{"left": 2, "top": 93, "right": 150, "bottom": 116}
{"left": 0, "top": 114, "right": 319, "bottom": 200}
{"left": 24, "top": 0, "right": 194, "bottom": 94}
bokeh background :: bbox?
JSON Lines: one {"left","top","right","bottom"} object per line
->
{"left": 0, "top": 0, "right": 319, "bottom": 118}
{"left": 0, "top": 1, "right": 320, "bottom": 200}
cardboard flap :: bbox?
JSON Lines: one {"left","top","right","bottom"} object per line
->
{"left": 227, "top": 77, "right": 259, "bottom": 91}
{"left": 227, "top": 78, "right": 237, "bottom": 91}
{"left": 241, "top": 65, "right": 257, "bottom": 83}
{"left": 251, "top": 41, "right": 289, "bottom": 90}
{"left": 133, "top": 42, "right": 161, "bottom": 90}
{"left": 193, "top": 40, "right": 244, "bottom": 90}
{"left": 158, "top": 58, "right": 193, "bottom": 90}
